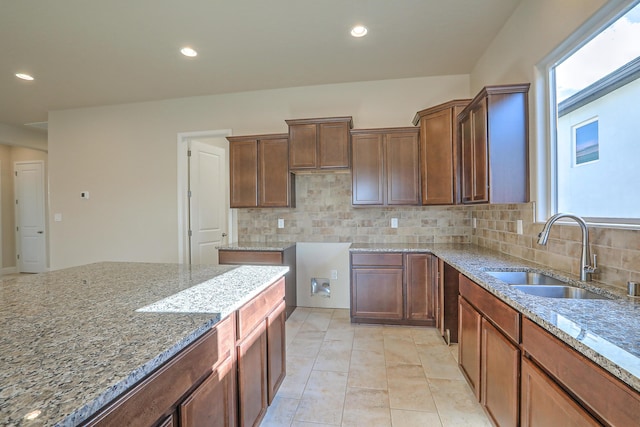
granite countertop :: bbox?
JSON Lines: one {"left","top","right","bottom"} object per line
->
{"left": 350, "top": 243, "right": 640, "bottom": 393}
{"left": 217, "top": 241, "right": 296, "bottom": 251}
{"left": 0, "top": 262, "right": 288, "bottom": 427}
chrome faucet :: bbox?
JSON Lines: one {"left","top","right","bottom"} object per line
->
{"left": 537, "top": 213, "right": 597, "bottom": 281}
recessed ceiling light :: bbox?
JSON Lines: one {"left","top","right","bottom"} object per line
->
{"left": 180, "top": 47, "right": 198, "bottom": 57}
{"left": 15, "top": 73, "right": 34, "bottom": 81}
{"left": 350, "top": 25, "right": 368, "bottom": 38}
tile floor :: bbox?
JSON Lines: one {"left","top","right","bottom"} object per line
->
{"left": 262, "top": 307, "right": 491, "bottom": 427}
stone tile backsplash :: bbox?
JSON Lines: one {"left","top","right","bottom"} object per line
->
{"left": 470, "top": 202, "right": 640, "bottom": 291}
{"left": 237, "top": 173, "right": 470, "bottom": 245}
{"left": 237, "top": 173, "right": 639, "bottom": 291}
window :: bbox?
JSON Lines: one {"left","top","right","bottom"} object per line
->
{"left": 573, "top": 119, "right": 599, "bottom": 166}
{"left": 549, "top": 0, "right": 640, "bottom": 222}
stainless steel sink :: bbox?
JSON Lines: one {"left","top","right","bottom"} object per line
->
{"left": 485, "top": 271, "right": 566, "bottom": 286}
{"left": 511, "top": 285, "right": 609, "bottom": 299}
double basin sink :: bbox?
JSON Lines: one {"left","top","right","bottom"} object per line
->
{"left": 485, "top": 271, "right": 610, "bottom": 300}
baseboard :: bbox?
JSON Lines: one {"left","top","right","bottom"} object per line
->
{"left": 1, "top": 266, "right": 18, "bottom": 275}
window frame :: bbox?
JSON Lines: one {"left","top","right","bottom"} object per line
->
{"left": 536, "top": 0, "right": 640, "bottom": 227}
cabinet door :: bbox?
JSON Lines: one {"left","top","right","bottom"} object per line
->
{"left": 259, "top": 137, "right": 291, "bottom": 207}
{"left": 319, "top": 121, "right": 350, "bottom": 169}
{"left": 289, "top": 124, "right": 317, "bottom": 170}
{"left": 351, "top": 268, "right": 403, "bottom": 320}
{"left": 351, "top": 134, "right": 384, "bottom": 205}
{"left": 179, "top": 356, "right": 236, "bottom": 427}
{"left": 267, "top": 301, "right": 286, "bottom": 404}
{"left": 230, "top": 139, "right": 258, "bottom": 208}
{"left": 521, "top": 357, "right": 600, "bottom": 427}
{"left": 481, "top": 318, "right": 519, "bottom": 427}
{"left": 471, "top": 102, "right": 488, "bottom": 202}
{"left": 405, "top": 253, "right": 436, "bottom": 324}
{"left": 460, "top": 113, "right": 473, "bottom": 203}
{"left": 385, "top": 131, "right": 420, "bottom": 205}
{"left": 421, "top": 108, "right": 455, "bottom": 205}
{"left": 237, "top": 321, "right": 268, "bottom": 427}
{"left": 458, "top": 296, "right": 481, "bottom": 399}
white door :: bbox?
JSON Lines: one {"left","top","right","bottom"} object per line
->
{"left": 15, "top": 161, "right": 46, "bottom": 273}
{"left": 189, "top": 139, "right": 228, "bottom": 265}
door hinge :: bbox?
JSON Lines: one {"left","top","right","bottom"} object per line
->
{"left": 188, "top": 190, "right": 192, "bottom": 198}
{"left": 15, "top": 171, "right": 18, "bottom": 176}
{"left": 17, "top": 254, "right": 20, "bottom": 260}
{"left": 15, "top": 199, "right": 18, "bottom": 205}
{"left": 187, "top": 149, "right": 192, "bottom": 157}
{"left": 188, "top": 230, "right": 192, "bottom": 237}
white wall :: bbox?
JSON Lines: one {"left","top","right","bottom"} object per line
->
{"left": 296, "top": 243, "right": 351, "bottom": 309}
{"left": 48, "top": 75, "right": 470, "bottom": 269}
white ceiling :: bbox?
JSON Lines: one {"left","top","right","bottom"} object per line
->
{"left": 1, "top": 0, "right": 522, "bottom": 129}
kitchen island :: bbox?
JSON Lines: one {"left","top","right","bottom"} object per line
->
{"left": 0, "top": 262, "right": 288, "bottom": 426}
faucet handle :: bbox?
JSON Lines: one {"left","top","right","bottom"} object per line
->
{"left": 584, "top": 254, "right": 598, "bottom": 274}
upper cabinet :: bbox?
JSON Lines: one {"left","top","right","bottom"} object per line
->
{"left": 227, "top": 133, "right": 294, "bottom": 208}
{"left": 458, "top": 83, "right": 530, "bottom": 204}
{"left": 351, "top": 127, "right": 420, "bottom": 206}
{"left": 286, "top": 117, "right": 353, "bottom": 171}
{"left": 413, "top": 99, "right": 470, "bottom": 205}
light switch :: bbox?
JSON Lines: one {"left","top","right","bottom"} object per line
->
{"left": 472, "top": 217, "right": 477, "bottom": 229}
{"left": 277, "top": 218, "right": 284, "bottom": 229}
{"left": 54, "top": 213, "right": 62, "bottom": 222}
{"left": 516, "top": 219, "right": 523, "bottom": 235}
{"left": 391, "top": 218, "right": 398, "bottom": 228}
{"left": 81, "top": 191, "right": 90, "bottom": 199}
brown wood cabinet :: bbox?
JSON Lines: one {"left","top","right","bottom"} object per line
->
{"left": 84, "top": 277, "right": 287, "bottom": 427}
{"left": 227, "top": 134, "right": 294, "bottom": 208}
{"left": 286, "top": 117, "right": 353, "bottom": 171}
{"left": 83, "top": 314, "right": 236, "bottom": 427}
{"left": 458, "top": 84, "right": 530, "bottom": 204}
{"left": 218, "top": 246, "right": 297, "bottom": 319}
{"left": 413, "top": 99, "right": 470, "bottom": 205}
{"left": 522, "top": 317, "right": 640, "bottom": 426}
{"left": 351, "top": 128, "right": 420, "bottom": 206}
{"left": 458, "top": 274, "right": 521, "bottom": 427}
{"left": 237, "top": 320, "right": 268, "bottom": 427}
{"left": 350, "top": 252, "right": 436, "bottom": 325}
{"left": 521, "top": 357, "right": 600, "bottom": 427}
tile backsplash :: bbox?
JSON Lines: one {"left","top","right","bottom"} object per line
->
{"left": 237, "top": 173, "right": 470, "bottom": 245}
{"left": 470, "top": 202, "right": 640, "bottom": 291}
{"left": 236, "top": 173, "right": 639, "bottom": 291}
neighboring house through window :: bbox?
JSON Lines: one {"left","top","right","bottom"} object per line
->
{"left": 549, "top": 0, "right": 640, "bottom": 222}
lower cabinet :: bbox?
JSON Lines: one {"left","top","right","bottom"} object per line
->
{"left": 481, "top": 318, "right": 519, "bottom": 427}
{"left": 350, "top": 252, "right": 436, "bottom": 325}
{"left": 237, "top": 321, "right": 268, "bottom": 427}
{"left": 458, "top": 274, "right": 520, "bottom": 427}
{"left": 520, "top": 357, "right": 600, "bottom": 427}
{"left": 179, "top": 355, "right": 236, "bottom": 427}
{"left": 84, "top": 278, "right": 287, "bottom": 427}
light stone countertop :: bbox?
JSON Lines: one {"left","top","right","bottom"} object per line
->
{"left": 350, "top": 243, "right": 640, "bottom": 393}
{"left": 0, "top": 262, "right": 288, "bottom": 427}
{"left": 217, "top": 241, "right": 296, "bottom": 251}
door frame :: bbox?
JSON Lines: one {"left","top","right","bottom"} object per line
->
{"left": 14, "top": 160, "right": 47, "bottom": 273}
{"left": 177, "top": 129, "right": 233, "bottom": 264}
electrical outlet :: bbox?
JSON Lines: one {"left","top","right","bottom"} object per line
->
{"left": 330, "top": 269, "right": 338, "bottom": 280}
{"left": 516, "top": 219, "right": 523, "bottom": 235}
{"left": 391, "top": 218, "right": 398, "bottom": 228}
{"left": 472, "top": 217, "right": 477, "bottom": 229}
{"left": 277, "top": 218, "right": 284, "bottom": 229}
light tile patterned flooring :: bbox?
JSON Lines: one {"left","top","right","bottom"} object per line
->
{"left": 262, "top": 308, "right": 491, "bottom": 427}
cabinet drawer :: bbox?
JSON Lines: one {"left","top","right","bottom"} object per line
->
{"left": 219, "top": 250, "right": 283, "bottom": 265}
{"left": 522, "top": 318, "right": 640, "bottom": 426}
{"left": 237, "top": 278, "right": 285, "bottom": 340}
{"left": 86, "top": 315, "right": 234, "bottom": 426}
{"left": 351, "top": 253, "right": 403, "bottom": 267}
{"left": 459, "top": 274, "right": 520, "bottom": 343}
